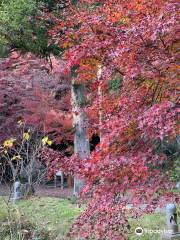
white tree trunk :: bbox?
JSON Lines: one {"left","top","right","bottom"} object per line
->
{"left": 97, "top": 64, "right": 103, "bottom": 139}
{"left": 72, "top": 81, "right": 90, "bottom": 197}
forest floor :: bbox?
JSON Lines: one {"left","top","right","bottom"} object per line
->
{"left": 0, "top": 184, "right": 73, "bottom": 198}
{"left": 0, "top": 196, "right": 179, "bottom": 240}
{"left": 0, "top": 197, "right": 83, "bottom": 240}
{"left": 0, "top": 185, "right": 179, "bottom": 240}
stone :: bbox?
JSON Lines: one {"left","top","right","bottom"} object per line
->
{"left": 166, "top": 204, "right": 178, "bottom": 233}
{"left": 161, "top": 204, "right": 180, "bottom": 240}
{"left": 10, "top": 181, "right": 22, "bottom": 202}
{"left": 10, "top": 181, "right": 35, "bottom": 202}
{"left": 161, "top": 233, "right": 180, "bottom": 240}
{"left": 175, "top": 182, "right": 180, "bottom": 190}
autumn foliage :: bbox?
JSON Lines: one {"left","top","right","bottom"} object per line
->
{"left": 0, "top": 51, "right": 73, "bottom": 143}
{"left": 43, "top": 0, "right": 179, "bottom": 239}
{"left": 0, "top": 0, "right": 179, "bottom": 239}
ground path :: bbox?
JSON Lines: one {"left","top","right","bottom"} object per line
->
{"left": 0, "top": 184, "right": 73, "bottom": 198}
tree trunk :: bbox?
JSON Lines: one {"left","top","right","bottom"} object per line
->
{"left": 97, "top": 64, "right": 103, "bottom": 139}
{"left": 71, "top": 81, "right": 90, "bottom": 197}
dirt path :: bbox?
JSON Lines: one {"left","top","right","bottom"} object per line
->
{"left": 0, "top": 184, "right": 73, "bottom": 198}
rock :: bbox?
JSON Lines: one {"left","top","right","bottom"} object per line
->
{"left": 10, "top": 182, "right": 35, "bottom": 202}
{"left": 175, "top": 182, "right": 180, "bottom": 190}
{"left": 10, "top": 181, "right": 22, "bottom": 202}
{"left": 161, "top": 232, "right": 180, "bottom": 240}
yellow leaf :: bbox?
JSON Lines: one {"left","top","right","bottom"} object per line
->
{"left": 42, "top": 136, "right": 52, "bottom": 146}
{"left": 23, "top": 132, "right": 30, "bottom": 141}
{"left": 42, "top": 136, "right": 48, "bottom": 145}
{"left": 3, "top": 138, "right": 16, "bottom": 148}
{"left": 11, "top": 155, "right": 21, "bottom": 161}
{"left": 47, "top": 140, "right": 52, "bottom": 146}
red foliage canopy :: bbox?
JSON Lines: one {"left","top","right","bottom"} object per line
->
{"left": 0, "top": 52, "right": 72, "bottom": 143}
{"left": 0, "top": 0, "right": 179, "bottom": 239}
{"left": 43, "top": 0, "right": 179, "bottom": 239}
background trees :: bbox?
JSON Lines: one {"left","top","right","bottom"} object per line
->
{"left": 0, "top": 51, "right": 72, "bottom": 143}
{"left": 0, "top": 0, "right": 61, "bottom": 56}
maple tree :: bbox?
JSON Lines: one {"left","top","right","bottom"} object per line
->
{"left": 0, "top": 0, "right": 179, "bottom": 239}
{"left": 0, "top": 51, "right": 72, "bottom": 143}
{"left": 42, "top": 0, "right": 179, "bottom": 239}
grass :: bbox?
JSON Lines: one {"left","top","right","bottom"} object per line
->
{"left": 129, "top": 206, "right": 180, "bottom": 240}
{"left": 129, "top": 212, "right": 168, "bottom": 240}
{"left": 0, "top": 196, "right": 179, "bottom": 240}
{"left": 0, "top": 197, "right": 83, "bottom": 239}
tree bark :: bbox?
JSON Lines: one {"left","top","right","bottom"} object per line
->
{"left": 71, "top": 80, "right": 90, "bottom": 197}
{"left": 97, "top": 64, "right": 103, "bottom": 139}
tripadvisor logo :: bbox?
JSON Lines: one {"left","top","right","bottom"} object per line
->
{"left": 135, "top": 227, "right": 144, "bottom": 236}
{"left": 135, "top": 227, "right": 172, "bottom": 236}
